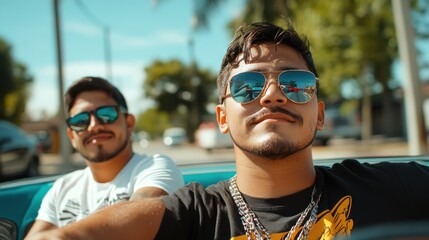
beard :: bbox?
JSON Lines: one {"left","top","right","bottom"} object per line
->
{"left": 231, "top": 127, "right": 317, "bottom": 160}
{"left": 80, "top": 132, "right": 129, "bottom": 163}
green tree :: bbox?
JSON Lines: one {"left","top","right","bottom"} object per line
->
{"left": 290, "top": 1, "right": 399, "bottom": 139}
{"left": 135, "top": 107, "right": 171, "bottom": 138}
{"left": 143, "top": 59, "right": 217, "bottom": 141}
{"left": 0, "top": 38, "right": 33, "bottom": 124}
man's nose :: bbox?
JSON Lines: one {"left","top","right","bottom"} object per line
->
{"left": 86, "top": 114, "right": 104, "bottom": 132}
{"left": 259, "top": 79, "right": 288, "bottom": 106}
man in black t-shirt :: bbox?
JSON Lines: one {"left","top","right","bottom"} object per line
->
{"left": 26, "top": 21, "right": 429, "bottom": 240}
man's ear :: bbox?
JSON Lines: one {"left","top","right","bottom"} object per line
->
{"left": 125, "top": 113, "right": 135, "bottom": 135}
{"left": 216, "top": 104, "right": 229, "bottom": 134}
{"left": 317, "top": 100, "right": 325, "bottom": 130}
{"left": 66, "top": 127, "right": 77, "bottom": 148}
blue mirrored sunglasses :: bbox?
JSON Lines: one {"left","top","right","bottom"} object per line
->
{"left": 66, "top": 105, "right": 127, "bottom": 132}
{"left": 222, "top": 70, "right": 318, "bottom": 104}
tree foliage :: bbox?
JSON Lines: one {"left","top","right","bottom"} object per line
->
{"left": 289, "top": 1, "right": 397, "bottom": 99}
{"left": 134, "top": 107, "right": 171, "bottom": 138}
{"left": 142, "top": 59, "right": 217, "bottom": 139}
{"left": 0, "top": 38, "right": 33, "bottom": 124}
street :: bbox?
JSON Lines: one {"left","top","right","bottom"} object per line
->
{"left": 39, "top": 138, "right": 410, "bottom": 176}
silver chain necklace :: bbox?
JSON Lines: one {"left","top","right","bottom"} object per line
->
{"left": 228, "top": 176, "right": 322, "bottom": 240}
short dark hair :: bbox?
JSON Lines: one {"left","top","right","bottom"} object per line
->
{"left": 217, "top": 21, "right": 318, "bottom": 102}
{"left": 64, "top": 77, "right": 128, "bottom": 114}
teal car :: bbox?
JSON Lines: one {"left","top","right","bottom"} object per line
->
{"left": 1, "top": 156, "right": 429, "bottom": 240}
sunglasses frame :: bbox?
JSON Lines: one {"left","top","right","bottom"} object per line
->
{"left": 66, "top": 105, "right": 127, "bottom": 132}
{"left": 222, "top": 69, "right": 319, "bottom": 104}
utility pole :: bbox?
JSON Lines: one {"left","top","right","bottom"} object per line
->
{"left": 103, "top": 26, "right": 112, "bottom": 81}
{"left": 187, "top": 8, "right": 200, "bottom": 143}
{"left": 392, "top": 0, "right": 428, "bottom": 154}
{"left": 53, "top": 0, "right": 73, "bottom": 172}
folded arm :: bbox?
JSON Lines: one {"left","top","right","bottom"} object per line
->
{"left": 25, "top": 220, "right": 57, "bottom": 239}
{"left": 25, "top": 198, "right": 166, "bottom": 240}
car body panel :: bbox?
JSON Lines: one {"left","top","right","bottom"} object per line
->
{"left": 195, "top": 122, "right": 234, "bottom": 152}
{"left": 314, "top": 108, "right": 361, "bottom": 146}
{"left": 0, "top": 121, "right": 40, "bottom": 180}
{"left": 163, "top": 127, "right": 187, "bottom": 146}
{"left": 1, "top": 155, "right": 428, "bottom": 239}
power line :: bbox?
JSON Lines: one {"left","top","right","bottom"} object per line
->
{"left": 74, "top": 0, "right": 106, "bottom": 28}
{"left": 73, "top": 0, "right": 113, "bottom": 81}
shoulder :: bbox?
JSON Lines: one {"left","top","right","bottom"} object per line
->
{"left": 316, "top": 159, "right": 429, "bottom": 182}
{"left": 52, "top": 168, "right": 88, "bottom": 187}
{"left": 330, "top": 159, "right": 429, "bottom": 172}
{"left": 131, "top": 153, "right": 177, "bottom": 167}
{"left": 125, "top": 153, "right": 183, "bottom": 193}
{"left": 151, "top": 153, "right": 178, "bottom": 166}
{"left": 162, "top": 181, "right": 229, "bottom": 206}
{"left": 45, "top": 168, "right": 89, "bottom": 198}
{"left": 124, "top": 153, "right": 178, "bottom": 172}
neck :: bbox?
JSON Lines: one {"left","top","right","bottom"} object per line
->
{"left": 234, "top": 146, "right": 316, "bottom": 198}
{"left": 87, "top": 148, "right": 134, "bottom": 183}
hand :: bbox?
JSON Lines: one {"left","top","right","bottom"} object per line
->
{"left": 25, "top": 229, "right": 65, "bottom": 240}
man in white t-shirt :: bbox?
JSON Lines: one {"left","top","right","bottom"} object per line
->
{"left": 26, "top": 77, "right": 184, "bottom": 235}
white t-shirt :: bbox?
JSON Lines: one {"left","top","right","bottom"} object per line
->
{"left": 36, "top": 153, "right": 184, "bottom": 227}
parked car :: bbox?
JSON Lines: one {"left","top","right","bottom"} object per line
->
{"left": 195, "top": 122, "right": 234, "bottom": 152}
{"left": 163, "top": 127, "right": 187, "bottom": 146}
{"left": 132, "top": 131, "right": 150, "bottom": 148}
{"left": 0, "top": 156, "right": 428, "bottom": 240}
{"left": 315, "top": 108, "right": 361, "bottom": 146}
{"left": 0, "top": 121, "right": 40, "bottom": 182}
{"left": 30, "top": 130, "right": 52, "bottom": 153}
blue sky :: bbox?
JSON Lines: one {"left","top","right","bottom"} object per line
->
{"left": 0, "top": 0, "right": 245, "bottom": 120}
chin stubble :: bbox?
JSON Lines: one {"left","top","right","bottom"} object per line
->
{"left": 81, "top": 133, "right": 129, "bottom": 163}
{"left": 231, "top": 126, "right": 317, "bottom": 160}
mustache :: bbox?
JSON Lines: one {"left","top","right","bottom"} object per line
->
{"left": 84, "top": 130, "right": 114, "bottom": 143}
{"left": 247, "top": 106, "right": 303, "bottom": 125}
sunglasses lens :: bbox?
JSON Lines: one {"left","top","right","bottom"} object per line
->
{"left": 67, "top": 106, "right": 120, "bottom": 132}
{"left": 95, "top": 106, "right": 119, "bottom": 124}
{"left": 279, "top": 71, "right": 316, "bottom": 103}
{"left": 67, "top": 113, "right": 90, "bottom": 132}
{"left": 230, "top": 72, "right": 265, "bottom": 103}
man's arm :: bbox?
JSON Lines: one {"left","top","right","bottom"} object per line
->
{"left": 25, "top": 198, "right": 166, "bottom": 240}
{"left": 130, "top": 187, "right": 168, "bottom": 200}
{"left": 25, "top": 220, "right": 57, "bottom": 239}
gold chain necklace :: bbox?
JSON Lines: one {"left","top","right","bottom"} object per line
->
{"left": 228, "top": 176, "right": 322, "bottom": 240}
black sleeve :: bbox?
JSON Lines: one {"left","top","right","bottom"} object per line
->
{"left": 376, "top": 161, "right": 429, "bottom": 211}
{"left": 155, "top": 182, "right": 235, "bottom": 240}
{"left": 331, "top": 160, "right": 429, "bottom": 219}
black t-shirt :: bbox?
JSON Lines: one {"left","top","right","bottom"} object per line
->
{"left": 156, "top": 159, "right": 429, "bottom": 239}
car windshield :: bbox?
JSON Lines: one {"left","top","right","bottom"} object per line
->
{"left": 0, "top": 1, "right": 428, "bottom": 182}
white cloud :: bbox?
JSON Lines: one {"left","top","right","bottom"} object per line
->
{"left": 154, "top": 30, "right": 188, "bottom": 44}
{"left": 64, "top": 21, "right": 102, "bottom": 37}
{"left": 113, "top": 29, "right": 187, "bottom": 49}
{"left": 64, "top": 20, "right": 187, "bottom": 49}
